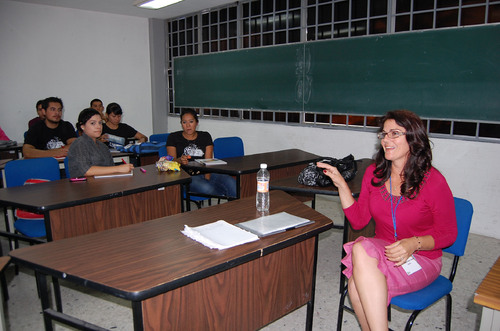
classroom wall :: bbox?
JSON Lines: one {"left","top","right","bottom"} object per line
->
{"left": 168, "top": 119, "right": 500, "bottom": 239}
{"left": 0, "top": 0, "right": 153, "bottom": 142}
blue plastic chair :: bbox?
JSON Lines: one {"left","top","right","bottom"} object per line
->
{"left": 3, "top": 157, "right": 61, "bottom": 239}
{"left": 337, "top": 197, "right": 474, "bottom": 331}
{"left": 64, "top": 157, "right": 70, "bottom": 178}
{"left": 149, "top": 133, "right": 169, "bottom": 143}
{"left": 213, "top": 136, "right": 244, "bottom": 159}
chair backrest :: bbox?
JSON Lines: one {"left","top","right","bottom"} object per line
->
{"left": 4, "top": 157, "right": 61, "bottom": 188}
{"left": 149, "top": 133, "right": 169, "bottom": 143}
{"left": 158, "top": 146, "right": 168, "bottom": 158}
{"left": 213, "top": 136, "right": 244, "bottom": 159}
{"left": 443, "top": 197, "right": 473, "bottom": 257}
{"left": 64, "top": 157, "right": 70, "bottom": 178}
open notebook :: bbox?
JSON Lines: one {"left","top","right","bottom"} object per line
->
{"left": 195, "top": 158, "right": 227, "bottom": 166}
{"left": 94, "top": 171, "right": 133, "bottom": 179}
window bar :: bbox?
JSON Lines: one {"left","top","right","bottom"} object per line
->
{"left": 432, "top": 0, "right": 437, "bottom": 29}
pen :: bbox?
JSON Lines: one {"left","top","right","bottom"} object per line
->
{"left": 140, "top": 167, "right": 146, "bottom": 173}
{"left": 121, "top": 158, "right": 127, "bottom": 164}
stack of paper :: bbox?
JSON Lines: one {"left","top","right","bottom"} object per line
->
{"left": 182, "top": 220, "right": 259, "bottom": 250}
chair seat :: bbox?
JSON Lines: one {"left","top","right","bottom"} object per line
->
{"left": 391, "top": 275, "right": 453, "bottom": 311}
{"left": 14, "top": 219, "right": 46, "bottom": 238}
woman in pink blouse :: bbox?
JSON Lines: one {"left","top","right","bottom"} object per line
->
{"left": 318, "top": 110, "right": 457, "bottom": 331}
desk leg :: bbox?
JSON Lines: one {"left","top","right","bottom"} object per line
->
{"left": 236, "top": 175, "right": 241, "bottom": 199}
{"left": 132, "top": 301, "right": 144, "bottom": 331}
{"left": 36, "top": 272, "right": 54, "bottom": 331}
{"left": 3, "top": 207, "right": 15, "bottom": 252}
{"left": 183, "top": 184, "right": 191, "bottom": 212}
{"left": 52, "top": 277, "right": 62, "bottom": 312}
{"left": 306, "top": 235, "right": 320, "bottom": 331}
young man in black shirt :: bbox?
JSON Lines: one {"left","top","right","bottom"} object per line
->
{"left": 23, "top": 97, "right": 77, "bottom": 158}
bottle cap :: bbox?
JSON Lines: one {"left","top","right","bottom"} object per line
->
{"left": 260, "top": 163, "right": 267, "bottom": 169}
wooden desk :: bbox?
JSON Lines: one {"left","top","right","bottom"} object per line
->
{"left": 270, "top": 158, "right": 375, "bottom": 293}
{"left": 10, "top": 190, "right": 333, "bottom": 331}
{"left": 185, "top": 148, "right": 320, "bottom": 199}
{"left": 270, "top": 158, "right": 374, "bottom": 236}
{"left": 474, "top": 256, "right": 500, "bottom": 331}
{"left": 0, "top": 164, "right": 191, "bottom": 241}
{"left": 0, "top": 143, "right": 22, "bottom": 160}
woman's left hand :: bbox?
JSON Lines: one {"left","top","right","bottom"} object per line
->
{"left": 385, "top": 238, "right": 417, "bottom": 267}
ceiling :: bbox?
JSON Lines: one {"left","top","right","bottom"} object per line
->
{"left": 8, "top": 0, "right": 238, "bottom": 19}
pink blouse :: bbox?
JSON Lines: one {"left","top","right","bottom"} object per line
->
{"left": 344, "top": 163, "right": 457, "bottom": 260}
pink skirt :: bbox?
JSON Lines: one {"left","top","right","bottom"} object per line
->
{"left": 341, "top": 236, "right": 442, "bottom": 304}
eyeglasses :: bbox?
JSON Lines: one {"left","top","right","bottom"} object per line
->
{"left": 377, "top": 130, "right": 406, "bottom": 140}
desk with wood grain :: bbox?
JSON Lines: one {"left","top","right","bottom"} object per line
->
{"left": 0, "top": 164, "right": 191, "bottom": 241}
{"left": 10, "top": 190, "right": 333, "bottom": 331}
{"left": 474, "top": 256, "right": 500, "bottom": 331}
{"left": 185, "top": 148, "right": 320, "bottom": 199}
{"left": 270, "top": 158, "right": 375, "bottom": 293}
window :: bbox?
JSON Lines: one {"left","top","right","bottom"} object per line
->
{"left": 166, "top": 0, "right": 500, "bottom": 142}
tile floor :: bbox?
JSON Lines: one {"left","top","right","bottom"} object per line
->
{"left": 2, "top": 195, "right": 499, "bottom": 330}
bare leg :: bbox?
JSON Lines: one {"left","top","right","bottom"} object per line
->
{"left": 348, "top": 278, "right": 370, "bottom": 331}
{"left": 351, "top": 242, "right": 388, "bottom": 331}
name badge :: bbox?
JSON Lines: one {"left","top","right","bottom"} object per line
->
{"left": 402, "top": 255, "right": 422, "bottom": 275}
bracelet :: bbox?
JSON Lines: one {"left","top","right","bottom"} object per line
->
{"left": 415, "top": 236, "right": 422, "bottom": 251}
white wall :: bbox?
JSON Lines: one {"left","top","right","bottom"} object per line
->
{"left": 169, "top": 119, "right": 500, "bottom": 239}
{"left": 0, "top": 0, "right": 153, "bottom": 142}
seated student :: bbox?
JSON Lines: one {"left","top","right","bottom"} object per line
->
{"left": 23, "top": 97, "right": 77, "bottom": 158}
{"left": 67, "top": 108, "right": 134, "bottom": 178}
{"left": 28, "top": 100, "right": 45, "bottom": 128}
{"left": 90, "top": 98, "right": 106, "bottom": 122}
{"left": 166, "top": 108, "right": 236, "bottom": 198}
{"left": 101, "top": 102, "right": 147, "bottom": 146}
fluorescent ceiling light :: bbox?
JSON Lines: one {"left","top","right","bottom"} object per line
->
{"left": 134, "top": 0, "right": 183, "bottom": 10}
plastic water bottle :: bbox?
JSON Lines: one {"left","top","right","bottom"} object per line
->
{"left": 256, "top": 163, "right": 270, "bottom": 212}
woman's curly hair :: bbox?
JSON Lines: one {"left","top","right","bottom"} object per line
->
{"left": 372, "top": 110, "right": 432, "bottom": 198}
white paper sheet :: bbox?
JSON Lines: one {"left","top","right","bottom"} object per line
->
{"left": 181, "top": 220, "right": 259, "bottom": 250}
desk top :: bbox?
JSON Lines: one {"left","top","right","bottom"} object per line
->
{"left": 474, "top": 256, "right": 500, "bottom": 310}
{"left": 270, "top": 158, "right": 373, "bottom": 197}
{"left": 10, "top": 190, "right": 333, "bottom": 301}
{"left": 0, "top": 142, "right": 22, "bottom": 151}
{"left": 185, "top": 148, "right": 320, "bottom": 175}
{"left": 0, "top": 164, "right": 191, "bottom": 213}
{"left": 0, "top": 151, "right": 133, "bottom": 169}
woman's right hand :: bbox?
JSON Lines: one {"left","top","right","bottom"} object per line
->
{"left": 317, "top": 162, "right": 348, "bottom": 189}
{"left": 178, "top": 154, "right": 191, "bottom": 165}
{"left": 115, "top": 163, "right": 134, "bottom": 173}
{"left": 317, "top": 161, "right": 355, "bottom": 209}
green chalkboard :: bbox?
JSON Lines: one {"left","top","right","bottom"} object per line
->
{"left": 174, "top": 44, "right": 303, "bottom": 111}
{"left": 306, "top": 25, "right": 500, "bottom": 121}
{"left": 174, "top": 25, "right": 500, "bottom": 121}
